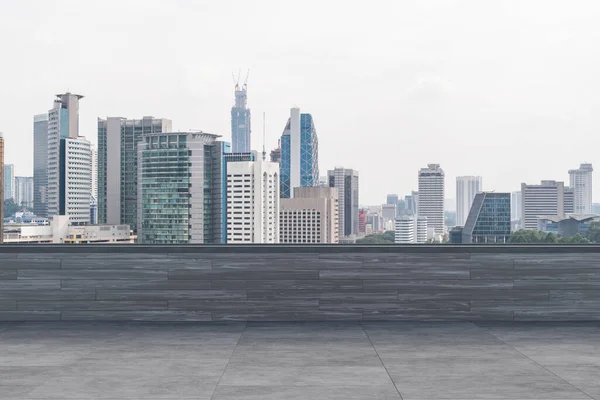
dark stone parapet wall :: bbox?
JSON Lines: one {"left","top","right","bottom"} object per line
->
{"left": 1, "top": 245, "right": 600, "bottom": 321}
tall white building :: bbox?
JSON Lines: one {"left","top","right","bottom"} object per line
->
{"left": 63, "top": 138, "right": 92, "bottom": 225}
{"left": 395, "top": 215, "right": 427, "bottom": 244}
{"left": 280, "top": 186, "right": 338, "bottom": 244}
{"left": 456, "top": 176, "right": 482, "bottom": 226}
{"left": 226, "top": 158, "right": 280, "bottom": 243}
{"left": 90, "top": 143, "right": 98, "bottom": 200}
{"left": 521, "top": 181, "right": 565, "bottom": 230}
{"left": 569, "top": 163, "right": 593, "bottom": 214}
{"left": 418, "top": 164, "right": 445, "bottom": 235}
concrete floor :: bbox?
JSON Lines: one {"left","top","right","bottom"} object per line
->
{"left": 0, "top": 322, "right": 599, "bottom": 399}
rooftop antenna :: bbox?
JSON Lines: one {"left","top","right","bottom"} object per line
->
{"left": 243, "top": 69, "right": 250, "bottom": 90}
{"left": 262, "top": 112, "right": 266, "bottom": 161}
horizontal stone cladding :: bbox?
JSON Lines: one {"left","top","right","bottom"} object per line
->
{"left": 0, "top": 246, "right": 599, "bottom": 321}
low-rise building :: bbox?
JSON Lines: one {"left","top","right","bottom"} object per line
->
{"left": 537, "top": 214, "right": 600, "bottom": 238}
{"left": 280, "top": 187, "right": 338, "bottom": 244}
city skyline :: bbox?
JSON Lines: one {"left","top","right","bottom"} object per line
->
{"left": 3, "top": 1, "right": 600, "bottom": 204}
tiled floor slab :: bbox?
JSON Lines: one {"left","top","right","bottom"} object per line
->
{"left": 0, "top": 322, "right": 599, "bottom": 400}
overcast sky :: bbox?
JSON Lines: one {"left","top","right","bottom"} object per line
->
{"left": 1, "top": 0, "right": 600, "bottom": 205}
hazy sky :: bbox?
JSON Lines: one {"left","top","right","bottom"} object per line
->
{"left": 1, "top": 0, "right": 600, "bottom": 205}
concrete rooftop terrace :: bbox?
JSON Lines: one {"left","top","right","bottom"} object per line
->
{"left": 1, "top": 322, "right": 600, "bottom": 399}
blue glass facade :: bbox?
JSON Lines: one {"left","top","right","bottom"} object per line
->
{"left": 279, "top": 112, "right": 318, "bottom": 198}
{"left": 463, "top": 193, "right": 511, "bottom": 243}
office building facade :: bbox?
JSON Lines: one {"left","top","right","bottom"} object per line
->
{"left": 328, "top": 168, "right": 359, "bottom": 237}
{"left": 521, "top": 181, "right": 565, "bottom": 230}
{"left": 280, "top": 108, "right": 319, "bottom": 198}
{"left": 231, "top": 82, "right": 251, "bottom": 153}
{"left": 60, "top": 137, "right": 92, "bottom": 225}
{"left": 4, "top": 164, "right": 15, "bottom": 200}
{"left": 456, "top": 176, "right": 482, "bottom": 227}
{"left": 15, "top": 177, "right": 34, "bottom": 209}
{"left": 137, "top": 132, "right": 226, "bottom": 244}
{"left": 280, "top": 186, "right": 338, "bottom": 244}
{"left": 418, "top": 164, "right": 445, "bottom": 235}
{"left": 511, "top": 191, "right": 522, "bottom": 223}
{"left": 395, "top": 214, "right": 427, "bottom": 244}
{"left": 98, "top": 116, "right": 172, "bottom": 229}
{"left": 33, "top": 114, "right": 49, "bottom": 217}
{"left": 386, "top": 194, "right": 399, "bottom": 206}
{"left": 569, "top": 163, "right": 593, "bottom": 214}
{"left": 462, "top": 192, "right": 511, "bottom": 243}
{"left": 90, "top": 144, "right": 97, "bottom": 200}
{"left": 226, "top": 159, "right": 279, "bottom": 244}
{"left": 564, "top": 187, "right": 575, "bottom": 214}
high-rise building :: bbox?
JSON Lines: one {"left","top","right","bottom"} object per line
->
{"left": 366, "top": 212, "right": 380, "bottom": 234}
{"left": 418, "top": 164, "right": 445, "bottom": 235}
{"left": 98, "top": 117, "right": 172, "bottom": 229}
{"left": 226, "top": 158, "right": 280, "bottom": 243}
{"left": 4, "top": 164, "right": 15, "bottom": 200}
{"left": 231, "top": 80, "right": 251, "bottom": 153}
{"left": 569, "top": 163, "right": 593, "bottom": 214}
{"left": 511, "top": 191, "right": 522, "bottom": 222}
{"left": 280, "top": 108, "right": 319, "bottom": 198}
{"left": 270, "top": 141, "right": 281, "bottom": 164}
{"left": 33, "top": 113, "right": 49, "bottom": 217}
{"left": 90, "top": 143, "right": 98, "bottom": 200}
{"left": 328, "top": 168, "right": 359, "bottom": 237}
{"left": 416, "top": 215, "right": 428, "bottom": 243}
{"left": 280, "top": 186, "right": 338, "bottom": 244}
{"left": 15, "top": 177, "right": 34, "bottom": 209}
{"left": 521, "top": 181, "right": 565, "bottom": 230}
{"left": 382, "top": 204, "right": 397, "bottom": 225}
{"left": 47, "top": 93, "right": 83, "bottom": 219}
{"left": 456, "top": 176, "right": 482, "bottom": 227}
{"left": 386, "top": 194, "right": 399, "bottom": 206}
{"left": 0, "top": 133, "right": 4, "bottom": 242}
{"left": 138, "top": 132, "right": 227, "bottom": 244}
{"left": 462, "top": 192, "right": 511, "bottom": 243}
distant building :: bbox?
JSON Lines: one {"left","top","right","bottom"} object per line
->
{"left": 511, "top": 191, "right": 522, "bottom": 223}
{"left": 90, "top": 143, "right": 98, "bottom": 200}
{"left": 593, "top": 203, "right": 600, "bottom": 214}
{"left": 137, "top": 132, "right": 223, "bottom": 244}
{"left": 4, "top": 164, "right": 14, "bottom": 200}
{"left": 3, "top": 215, "right": 135, "bottom": 244}
{"left": 456, "top": 176, "right": 482, "bottom": 227}
{"left": 97, "top": 116, "right": 172, "bottom": 229}
{"left": 386, "top": 194, "right": 399, "bottom": 206}
{"left": 381, "top": 204, "right": 397, "bottom": 226}
{"left": 538, "top": 214, "right": 600, "bottom": 238}
{"left": 226, "top": 158, "right": 280, "bottom": 244}
{"left": 33, "top": 113, "right": 49, "bottom": 217}
{"left": 569, "top": 163, "right": 593, "bottom": 214}
{"left": 0, "top": 133, "right": 4, "bottom": 242}
{"left": 449, "top": 226, "right": 464, "bottom": 244}
{"left": 14, "top": 177, "right": 33, "bottom": 209}
{"left": 280, "top": 186, "right": 338, "bottom": 244}
{"left": 358, "top": 209, "right": 367, "bottom": 234}
{"left": 564, "top": 187, "right": 575, "bottom": 214}
{"left": 418, "top": 164, "right": 445, "bottom": 235}
{"left": 394, "top": 214, "right": 427, "bottom": 244}
{"left": 521, "top": 181, "right": 566, "bottom": 230}
{"left": 231, "top": 79, "right": 251, "bottom": 153}
{"left": 270, "top": 141, "right": 281, "bottom": 164}
{"left": 462, "top": 192, "right": 511, "bottom": 244}
{"left": 280, "top": 107, "right": 319, "bottom": 198}
{"left": 328, "top": 168, "right": 359, "bottom": 237}
{"left": 366, "top": 212, "right": 380, "bottom": 234}
{"left": 405, "top": 192, "right": 419, "bottom": 214}
{"left": 90, "top": 195, "right": 98, "bottom": 225}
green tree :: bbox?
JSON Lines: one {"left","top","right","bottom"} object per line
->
{"left": 570, "top": 233, "right": 590, "bottom": 244}
{"left": 3, "top": 198, "right": 21, "bottom": 217}
{"left": 509, "top": 229, "right": 545, "bottom": 243}
{"left": 542, "top": 232, "right": 558, "bottom": 243}
{"left": 586, "top": 221, "right": 600, "bottom": 243}
{"left": 356, "top": 231, "right": 396, "bottom": 244}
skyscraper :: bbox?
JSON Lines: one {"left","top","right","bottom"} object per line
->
{"left": 33, "top": 113, "right": 49, "bottom": 217}
{"left": 280, "top": 187, "right": 339, "bottom": 244}
{"left": 328, "top": 168, "right": 359, "bottom": 237}
{"left": 4, "top": 164, "right": 15, "bottom": 200}
{"left": 521, "top": 181, "right": 565, "bottom": 230}
{"left": 15, "top": 177, "right": 34, "bottom": 209}
{"left": 226, "top": 158, "right": 280, "bottom": 243}
{"left": 456, "top": 176, "right": 482, "bottom": 227}
{"left": 90, "top": 143, "right": 98, "bottom": 201}
{"left": 231, "top": 80, "right": 251, "bottom": 153}
{"left": 386, "top": 194, "right": 399, "bottom": 206}
{"left": 97, "top": 117, "right": 172, "bottom": 229}
{"left": 569, "top": 163, "right": 593, "bottom": 214}
{"left": 46, "top": 93, "right": 91, "bottom": 225}
{"left": 137, "top": 132, "right": 225, "bottom": 244}
{"left": 280, "top": 108, "right": 319, "bottom": 198}
{"left": 418, "top": 164, "right": 445, "bottom": 235}
{"left": 462, "top": 192, "right": 511, "bottom": 243}
{"left": 511, "top": 191, "right": 522, "bottom": 222}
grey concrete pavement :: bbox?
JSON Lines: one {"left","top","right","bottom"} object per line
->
{"left": 0, "top": 322, "right": 599, "bottom": 399}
